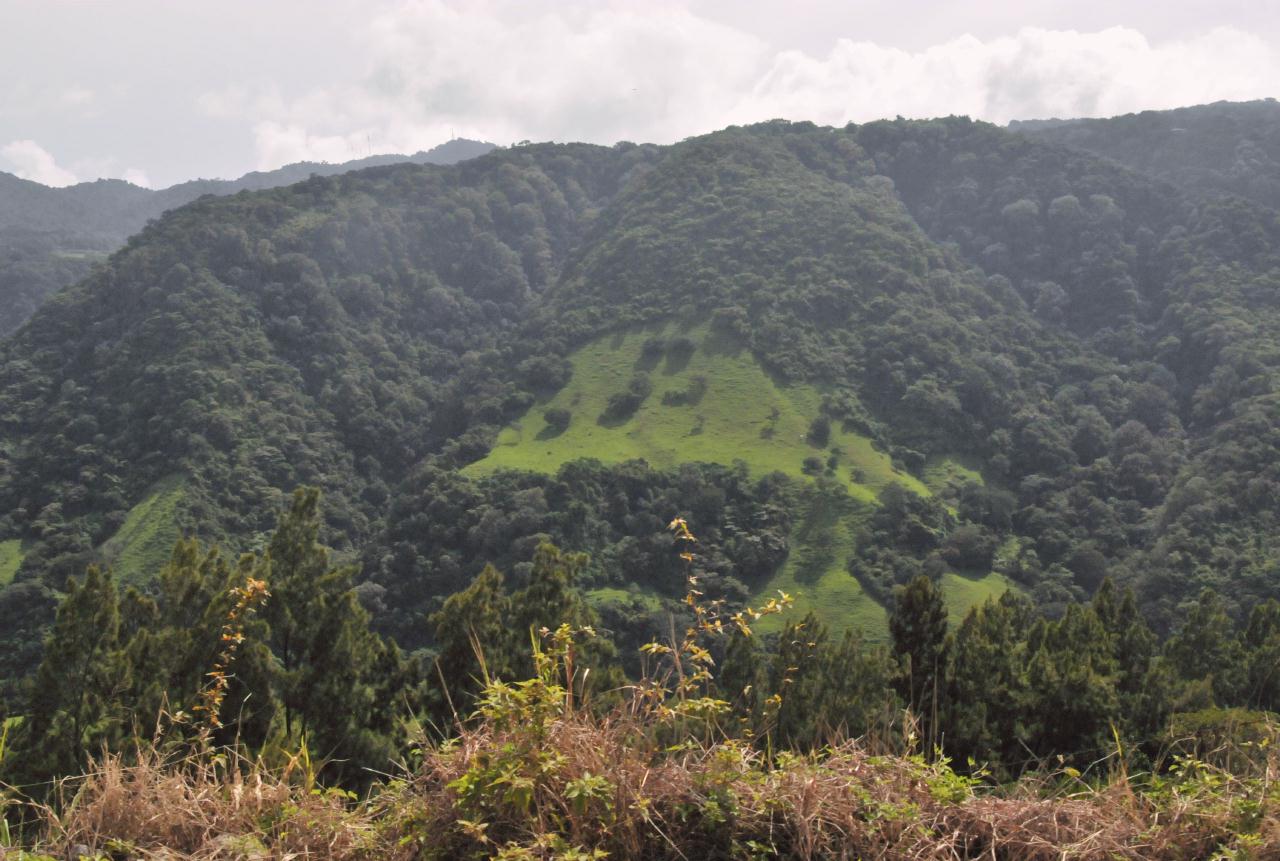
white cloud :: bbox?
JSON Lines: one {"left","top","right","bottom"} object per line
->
{"left": 60, "top": 86, "right": 94, "bottom": 107}
{"left": 121, "top": 168, "right": 152, "bottom": 188}
{"left": 744, "top": 26, "right": 1280, "bottom": 126}
{"left": 1, "top": 139, "right": 78, "bottom": 186}
{"left": 191, "top": 3, "right": 1280, "bottom": 172}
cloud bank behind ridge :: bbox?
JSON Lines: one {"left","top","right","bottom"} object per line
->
{"left": 2, "top": 1, "right": 1277, "bottom": 186}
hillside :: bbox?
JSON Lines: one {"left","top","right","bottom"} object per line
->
{"left": 1013, "top": 99, "right": 1280, "bottom": 210}
{"left": 0, "top": 138, "right": 495, "bottom": 336}
{"left": 1, "top": 115, "right": 1280, "bottom": 703}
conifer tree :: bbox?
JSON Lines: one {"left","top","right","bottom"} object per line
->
{"left": 1022, "top": 604, "right": 1118, "bottom": 761}
{"left": 948, "top": 591, "right": 1032, "bottom": 769}
{"left": 261, "top": 487, "right": 402, "bottom": 782}
{"left": 769, "top": 612, "right": 829, "bottom": 747}
{"left": 889, "top": 575, "right": 949, "bottom": 737}
{"left": 1242, "top": 599, "right": 1280, "bottom": 712}
{"left": 1165, "top": 588, "right": 1245, "bottom": 706}
{"left": 6, "top": 566, "right": 125, "bottom": 786}
{"left": 431, "top": 563, "right": 514, "bottom": 717}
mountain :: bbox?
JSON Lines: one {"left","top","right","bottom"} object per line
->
{"left": 1012, "top": 99, "right": 1280, "bottom": 210}
{"left": 0, "top": 138, "right": 496, "bottom": 336}
{"left": 2, "top": 115, "right": 1279, "bottom": 706}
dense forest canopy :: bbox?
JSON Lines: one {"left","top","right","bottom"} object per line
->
{"left": 1, "top": 102, "right": 1280, "bottom": 740}
{"left": 0, "top": 138, "right": 495, "bottom": 337}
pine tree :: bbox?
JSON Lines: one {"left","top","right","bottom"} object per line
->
{"left": 1242, "top": 599, "right": 1280, "bottom": 712}
{"left": 1022, "top": 604, "right": 1118, "bottom": 762}
{"left": 817, "top": 629, "right": 896, "bottom": 744}
{"left": 431, "top": 563, "right": 515, "bottom": 718}
{"left": 948, "top": 591, "right": 1032, "bottom": 769}
{"left": 1165, "top": 588, "right": 1245, "bottom": 705}
{"left": 769, "top": 612, "right": 828, "bottom": 748}
{"left": 6, "top": 566, "right": 125, "bottom": 787}
{"left": 1093, "top": 581, "right": 1168, "bottom": 740}
{"left": 261, "top": 487, "right": 401, "bottom": 782}
{"left": 889, "top": 574, "right": 949, "bottom": 743}
{"left": 511, "top": 541, "right": 622, "bottom": 702}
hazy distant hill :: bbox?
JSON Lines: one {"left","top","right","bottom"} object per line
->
{"left": 0, "top": 138, "right": 495, "bottom": 335}
{"left": 1012, "top": 99, "right": 1280, "bottom": 209}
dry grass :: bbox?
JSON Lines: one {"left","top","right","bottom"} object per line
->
{"left": 16, "top": 709, "right": 1276, "bottom": 860}
{"left": 16, "top": 748, "right": 387, "bottom": 860}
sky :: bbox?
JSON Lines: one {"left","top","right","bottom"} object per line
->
{"left": 1, "top": 0, "right": 1278, "bottom": 189}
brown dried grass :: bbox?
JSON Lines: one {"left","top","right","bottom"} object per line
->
{"left": 19, "top": 711, "right": 1278, "bottom": 859}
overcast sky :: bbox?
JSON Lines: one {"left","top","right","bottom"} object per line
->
{"left": 2, "top": 0, "right": 1278, "bottom": 189}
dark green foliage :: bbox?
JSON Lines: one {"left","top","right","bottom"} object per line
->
{"left": 889, "top": 575, "right": 949, "bottom": 727}
{"left": 807, "top": 415, "right": 831, "bottom": 447}
{"left": 600, "top": 372, "right": 653, "bottom": 422}
{"left": 5, "top": 108, "right": 1280, "bottom": 781}
{"left": 1016, "top": 100, "right": 1280, "bottom": 210}
{"left": 428, "top": 540, "right": 621, "bottom": 725}
{"left": 0, "top": 141, "right": 495, "bottom": 336}
{"left": 5, "top": 565, "right": 124, "bottom": 784}
{"left": 542, "top": 406, "right": 571, "bottom": 433}
{"left": 1, "top": 489, "right": 418, "bottom": 793}
{"left": 367, "top": 459, "right": 793, "bottom": 654}
{"left": 262, "top": 488, "right": 407, "bottom": 783}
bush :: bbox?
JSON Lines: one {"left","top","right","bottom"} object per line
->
{"left": 543, "top": 407, "right": 571, "bottom": 433}
{"left": 807, "top": 416, "right": 831, "bottom": 447}
{"left": 601, "top": 373, "right": 653, "bottom": 422}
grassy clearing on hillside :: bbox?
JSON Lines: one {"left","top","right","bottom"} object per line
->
{"left": 468, "top": 322, "right": 924, "bottom": 502}
{"left": 753, "top": 491, "right": 889, "bottom": 640}
{"left": 923, "top": 454, "right": 983, "bottom": 494}
{"left": 586, "top": 586, "right": 663, "bottom": 613}
{"left": 99, "top": 475, "right": 186, "bottom": 586}
{"left": 941, "top": 570, "right": 1022, "bottom": 620}
{"left": 0, "top": 538, "right": 24, "bottom": 587}
{"left": 476, "top": 324, "right": 1015, "bottom": 639}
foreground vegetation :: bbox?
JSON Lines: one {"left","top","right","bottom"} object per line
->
{"left": 4, "top": 494, "right": 1280, "bottom": 858}
{"left": 9, "top": 699, "right": 1280, "bottom": 859}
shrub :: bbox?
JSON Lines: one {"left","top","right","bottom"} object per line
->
{"left": 807, "top": 416, "right": 831, "bottom": 447}
{"left": 601, "top": 373, "right": 653, "bottom": 422}
{"left": 543, "top": 407, "right": 572, "bottom": 433}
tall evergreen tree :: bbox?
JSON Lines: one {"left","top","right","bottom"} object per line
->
{"left": 1165, "top": 589, "right": 1245, "bottom": 706}
{"left": 6, "top": 566, "right": 124, "bottom": 787}
{"left": 431, "top": 563, "right": 515, "bottom": 719}
{"left": 889, "top": 575, "right": 949, "bottom": 742}
{"left": 947, "top": 591, "right": 1032, "bottom": 769}
{"left": 262, "top": 487, "right": 401, "bottom": 781}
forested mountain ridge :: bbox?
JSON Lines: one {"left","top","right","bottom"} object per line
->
{"left": 1, "top": 114, "right": 1280, "bottom": 708}
{"left": 0, "top": 138, "right": 495, "bottom": 336}
{"left": 1013, "top": 98, "right": 1280, "bottom": 210}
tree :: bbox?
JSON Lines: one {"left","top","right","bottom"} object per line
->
{"left": 947, "top": 592, "right": 1032, "bottom": 769}
{"left": 431, "top": 563, "right": 515, "bottom": 718}
{"left": 6, "top": 566, "right": 124, "bottom": 787}
{"left": 1165, "top": 589, "right": 1245, "bottom": 705}
{"left": 262, "top": 487, "right": 404, "bottom": 782}
{"left": 889, "top": 575, "right": 949, "bottom": 740}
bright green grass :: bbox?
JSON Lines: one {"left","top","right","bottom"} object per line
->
{"left": 941, "top": 570, "right": 1022, "bottom": 621}
{"left": 100, "top": 474, "right": 186, "bottom": 586}
{"left": 0, "top": 539, "right": 24, "bottom": 587}
{"left": 923, "top": 455, "right": 984, "bottom": 494}
{"left": 752, "top": 488, "right": 1022, "bottom": 640}
{"left": 753, "top": 494, "right": 890, "bottom": 641}
{"left": 586, "top": 587, "right": 664, "bottom": 613}
{"left": 473, "top": 322, "right": 1010, "bottom": 638}
{"left": 468, "top": 322, "right": 925, "bottom": 502}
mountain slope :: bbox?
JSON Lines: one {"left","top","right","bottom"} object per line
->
{"left": 1013, "top": 99, "right": 1280, "bottom": 210}
{"left": 0, "top": 139, "right": 496, "bottom": 336}
{"left": 2, "top": 117, "right": 1280, "bottom": 697}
